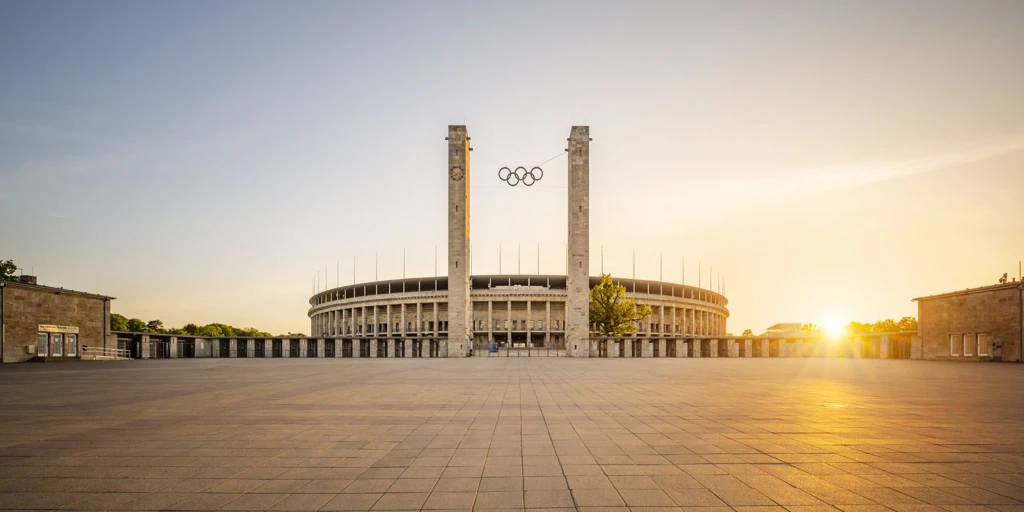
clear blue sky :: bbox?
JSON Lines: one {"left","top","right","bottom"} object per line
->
{"left": 2, "top": 1, "right": 1023, "bottom": 335}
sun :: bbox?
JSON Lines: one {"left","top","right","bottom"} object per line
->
{"left": 822, "top": 317, "right": 847, "bottom": 339}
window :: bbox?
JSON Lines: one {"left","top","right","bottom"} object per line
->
{"left": 36, "top": 333, "right": 48, "bottom": 357}
{"left": 949, "top": 334, "right": 959, "bottom": 356}
{"left": 963, "top": 333, "right": 975, "bottom": 356}
{"left": 67, "top": 334, "right": 77, "bottom": 357}
{"left": 978, "top": 333, "right": 990, "bottom": 356}
{"left": 512, "top": 320, "right": 517, "bottom": 330}
{"left": 51, "top": 333, "right": 63, "bottom": 357}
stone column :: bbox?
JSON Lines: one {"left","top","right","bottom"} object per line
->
{"left": 282, "top": 339, "right": 290, "bottom": 358}
{"left": 353, "top": 339, "right": 360, "bottom": 358}
{"left": 659, "top": 339, "right": 666, "bottom": 358}
{"left": 447, "top": 125, "right": 472, "bottom": 358}
{"left": 370, "top": 339, "right": 378, "bottom": 358}
{"left": 170, "top": 337, "right": 178, "bottom": 358}
{"left": 880, "top": 335, "right": 890, "bottom": 359}
{"left": 387, "top": 339, "right": 395, "bottom": 358}
{"left": 487, "top": 301, "right": 493, "bottom": 344}
{"left": 417, "top": 303, "right": 423, "bottom": 337}
{"left": 526, "top": 301, "right": 532, "bottom": 346}
{"left": 403, "top": 340, "right": 410, "bottom": 358}
{"left": 400, "top": 304, "right": 406, "bottom": 338}
{"left": 744, "top": 339, "right": 752, "bottom": 358}
{"left": 545, "top": 301, "right": 551, "bottom": 347}
{"left": 692, "top": 339, "right": 701, "bottom": 358}
{"left": 248, "top": 339, "right": 256, "bottom": 358}
{"left": 229, "top": 338, "right": 237, "bottom": 358}
{"left": 318, "top": 339, "right": 325, "bottom": 358}
{"left": 710, "top": 339, "right": 719, "bottom": 358}
{"left": 212, "top": 340, "right": 220, "bottom": 358}
{"left": 432, "top": 302, "right": 438, "bottom": 339}
{"left": 566, "top": 125, "right": 590, "bottom": 357}
{"left": 778, "top": 339, "right": 787, "bottom": 358}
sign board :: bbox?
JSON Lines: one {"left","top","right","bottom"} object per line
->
{"left": 38, "top": 325, "right": 79, "bottom": 334}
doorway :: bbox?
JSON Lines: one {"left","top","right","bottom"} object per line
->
{"left": 307, "top": 340, "right": 317, "bottom": 358}
{"left": 325, "top": 340, "right": 336, "bottom": 358}
{"left": 288, "top": 340, "right": 300, "bottom": 358}
{"left": 393, "top": 340, "right": 404, "bottom": 358}
{"left": 255, "top": 340, "right": 266, "bottom": 358}
{"left": 377, "top": 340, "right": 389, "bottom": 358}
{"left": 429, "top": 340, "right": 439, "bottom": 357}
{"left": 36, "top": 333, "right": 48, "bottom": 357}
{"left": 218, "top": 340, "right": 230, "bottom": 358}
{"left": 237, "top": 339, "right": 248, "bottom": 357}
{"left": 598, "top": 340, "right": 607, "bottom": 357}
{"left": 272, "top": 339, "right": 283, "bottom": 357}
{"left": 359, "top": 340, "right": 371, "bottom": 357}
{"left": 412, "top": 340, "right": 423, "bottom": 358}
{"left": 342, "top": 340, "right": 353, "bottom": 358}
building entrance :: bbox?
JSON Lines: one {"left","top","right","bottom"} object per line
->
{"left": 325, "top": 340, "right": 335, "bottom": 358}
{"left": 429, "top": 340, "right": 439, "bottom": 357}
{"left": 359, "top": 340, "right": 371, "bottom": 357}
{"left": 218, "top": 341, "right": 230, "bottom": 358}
{"left": 378, "top": 340, "right": 389, "bottom": 358}
{"left": 288, "top": 341, "right": 300, "bottom": 358}
{"left": 237, "top": 339, "right": 248, "bottom": 357}
{"left": 272, "top": 339, "right": 282, "bottom": 357}
{"left": 36, "top": 333, "right": 48, "bottom": 357}
{"left": 255, "top": 340, "right": 265, "bottom": 358}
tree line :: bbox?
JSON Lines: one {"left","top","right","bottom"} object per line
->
{"left": 741, "top": 317, "right": 919, "bottom": 337}
{"left": 109, "top": 313, "right": 304, "bottom": 338}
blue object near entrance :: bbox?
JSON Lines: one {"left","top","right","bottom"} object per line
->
{"left": 489, "top": 342, "right": 498, "bottom": 353}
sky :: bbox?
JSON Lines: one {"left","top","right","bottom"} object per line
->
{"left": 2, "top": 1, "right": 1023, "bottom": 335}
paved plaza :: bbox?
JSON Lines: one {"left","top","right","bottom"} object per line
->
{"left": 1, "top": 359, "right": 1023, "bottom": 512}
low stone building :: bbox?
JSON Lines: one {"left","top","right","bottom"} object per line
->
{"left": 914, "top": 281, "right": 1024, "bottom": 362}
{"left": 0, "top": 276, "right": 116, "bottom": 363}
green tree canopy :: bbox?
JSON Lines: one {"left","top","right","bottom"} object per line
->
{"left": 146, "top": 320, "right": 165, "bottom": 333}
{"left": 741, "top": 329, "right": 754, "bottom": 337}
{"left": 589, "top": 274, "right": 653, "bottom": 337}
{"left": 110, "top": 313, "right": 129, "bottom": 331}
{"left": 125, "top": 318, "right": 147, "bottom": 332}
{"left": 0, "top": 259, "right": 16, "bottom": 280}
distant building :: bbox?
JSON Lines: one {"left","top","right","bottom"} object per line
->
{"left": 764, "top": 323, "right": 803, "bottom": 336}
{"left": 0, "top": 276, "right": 116, "bottom": 363}
{"left": 914, "top": 281, "right": 1023, "bottom": 362}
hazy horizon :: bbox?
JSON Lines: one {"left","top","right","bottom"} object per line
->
{"left": 2, "top": 1, "right": 1023, "bottom": 335}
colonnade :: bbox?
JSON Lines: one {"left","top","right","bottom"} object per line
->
{"left": 309, "top": 301, "right": 730, "bottom": 341}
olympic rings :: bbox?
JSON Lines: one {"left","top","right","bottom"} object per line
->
{"left": 497, "top": 165, "right": 545, "bottom": 187}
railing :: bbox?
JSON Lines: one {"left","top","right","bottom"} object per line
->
{"left": 474, "top": 346, "right": 566, "bottom": 357}
{"left": 81, "top": 346, "right": 132, "bottom": 360}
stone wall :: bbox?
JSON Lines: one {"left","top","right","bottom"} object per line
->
{"left": 1, "top": 282, "right": 113, "bottom": 363}
{"left": 918, "top": 284, "right": 1023, "bottom": 362}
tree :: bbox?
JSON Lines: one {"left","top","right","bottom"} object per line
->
{"left": 801, "top": 323, "right": 820, "bottom": 333}
{"left": 741, "top": 329, "right": 754, "bottom": 337}
{"left": 110, "top": 313, "right": 129, "bottom": 332}
{"left": 126, "top": 318, "right": 147, "bottom": 332}
{"left": 146, "top": 320, "right": 165, "bottom": 333}
{"left": 896, "top": 316, "right": 918, "bottom": 332}
{"left": 0, "top": 259, "right": 16, "bottom": 280}
{"left": 589, "top": 274, "right": 653, "bottom": 336}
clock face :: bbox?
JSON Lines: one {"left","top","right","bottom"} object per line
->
{"left": 449, "top": 165, "right": 464, "bottom": 181}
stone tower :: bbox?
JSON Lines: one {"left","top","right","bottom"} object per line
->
{"left": 566, "top": 126, "right": 590, "bottom": 357}
{"left": 447, "top": 125, "right": 472, "bottom": 357}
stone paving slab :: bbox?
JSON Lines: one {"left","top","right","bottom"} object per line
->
{"left": 0, "top": 358, "right": 1023, "bottom": 511}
